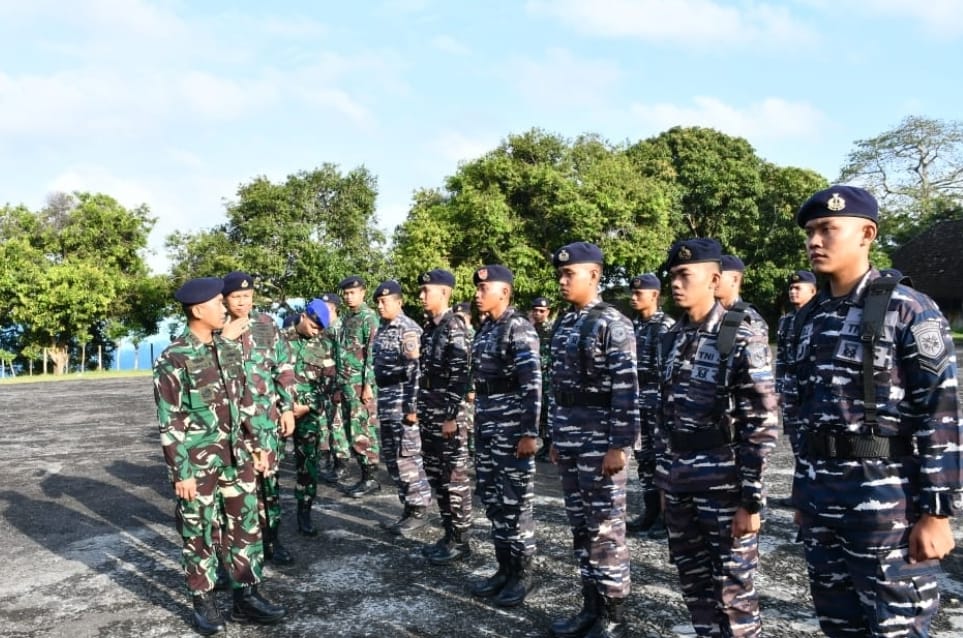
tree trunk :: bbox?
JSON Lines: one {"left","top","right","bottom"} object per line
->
{"left": 49, "top": 345, "right": 69, "bottom": 375}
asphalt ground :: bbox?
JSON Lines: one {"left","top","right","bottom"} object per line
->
{"left": 0, "top": 376, "right": 961, "bottom": 637}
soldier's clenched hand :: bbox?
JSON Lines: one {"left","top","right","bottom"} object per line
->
{"left": 174, "top": 478, "right": 197, "bottom": 501}
{"left": 909, "top": 514, "right": 956, "bottom": 562}
{"left": 441, "top": 419, "right": 457, "bottom": 439}
{"left": 516, "top": 436, "right": 538, "bottom": 459}
{"left": 220, "top": 315, "right": 250, "bottom": 340}
{"left": 601, "top": 448, "right": 626, "bottom": 476}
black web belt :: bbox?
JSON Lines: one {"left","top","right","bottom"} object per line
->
{"left": 669, "top": 428, "right": 733, "bottom": 452}
{"left": 475, "top": 378, "right": 519, "bottom": 396}
{"left": 805, "top": 432, "right": 913, "bottom": 459}
{"left": 554, "top": 389, "right": 611, "bottom": 408}
{"left": 374, "top": 372, "right": 406, "bottom": 386}
{"left": 420, "top": 374, "right": 449, "bottom": 390}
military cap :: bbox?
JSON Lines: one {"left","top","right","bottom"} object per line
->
{"left": 174, "top": 277, "right": 224, "bottom": 305}
{"left": 373, "top": 280, "right": 402, "bottom": 299}
{"left": 788, "top": 270, "right": 816, "bottom": 285}
{"left": 531, "top": 296, "right": 550, "bottom": 308}
{"left": 418, "top": 268, "right": 456, "bottom": 287}
{"left": 796, "top": 185, "right": 879, "bottom": 228}
{"left": 552, "top": 241, "right": 604, "bottom": 268}
{"left": 222, "top": 271, "right": 254, "bottom": 295}
{"left": 473, "top": 264, "right": 514, "bottom": 286}
{"left": 338, "top": 275, "right": 366, "bottom": 290}
{"left": 665, "top": 238, "right": 723, "bottom": 269}
{"left": 304, "top": 298, "right": 331, "bottom": 328}
{"left": 629, "top": 273, "right": 661, "bottom": 290}
{"left": 454, "top": 301, "right": 472, "bottom": 314}
{"left": 720, "top": 255, "right": 745, "bottom": 272}
{"left": 320, "top": 292, "right": 342, "bottom": 307}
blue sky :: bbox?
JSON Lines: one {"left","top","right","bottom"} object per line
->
{"left": 1, "top": 0, "right": 961, "bottom": 273}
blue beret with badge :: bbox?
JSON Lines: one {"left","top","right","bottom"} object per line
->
{"left": 788, "top": 270, "right": 816, "bottom": 285}
{"left": 552, "top": 241, "right": 604, "bottom": 268}
{"left": 418, "top": 268, "right": 456, "bottom": 287}
{"left": 473, "top": 264, "right": 514, "bottom": 286}
{"left": 304, "top": 298, "right": 331, "bottom": 328}
{"left": 665, "top": 238, "right": 723, "bottom": 269}
{"left": 721, "top": 255, "right": 745, "bottom": 272}
{"left": 796, "top": 185, "right": 879, "bottom": 228}
{"left": 629, "top": 273, "right": 660, "bottom": 291}
{"left": 338, "top": 275, "right": 366, "bottom": 290}
{"left": 531, "top": 296, "right": 550, "bottom": 308}
{"left": 320, "top": 292, "right": 342, "bottom": 307}
{"left": 222, "top": 271, "right": 254, "bottom": 295}
{"left": 175, "top": 277, "right": 224, "bottom": 305}
{"left": 373, "top": 280, "right": 402, "bottom": 299}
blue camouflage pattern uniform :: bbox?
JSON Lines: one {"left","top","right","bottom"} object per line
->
{"left": 550, "top": 299, "right": 639, "bottom": 601}
{"left": 472, "top": 306, "right": 542, "bottom": 558}
{"left": 632, "top": 310, "right": 675, "bottom": 494}
{"left": 657, "top": 300, "right": 778, "bottom": 637}
{"left": 534, "top": 319, "right": 553, "bottom": 443}
{"left": 373, "top": 311, "right": 432, "bottom": 509}
{"left": 791, "top": 268, "right": 963, "bottom": 637}
{"left": 419, "top": 309, "right": 474, "bottom": 537}
{"left": 774, "top": 310, "right": 801, "bottom": 454}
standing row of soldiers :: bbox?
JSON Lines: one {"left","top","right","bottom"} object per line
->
{"left": 154, "top": 183, "right": 962, "bottom": 637}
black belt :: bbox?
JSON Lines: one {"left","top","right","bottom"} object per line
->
{"left": 670, "top": 429, "right": 733, "bottom": 452}
{"left": 475, "top": 378, "right": 519, "bottom": 396}
{"left": 375, "top": 373, "right": 406, "bottom": 386}
{"left": 420, "top": 374, "right": 449, "bottom": 390}
{"left": 554, "top": 390, "right": 611, "bottom": 408}
{"left": 805, "top": 433, "right": 913, "bottom": 459}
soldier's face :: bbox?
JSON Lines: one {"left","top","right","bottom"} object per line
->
{"left": 670, "top": 263, "right": 718, "bottom": 310}
{"left": 474, "top": 282, "right": 509, "bottom": 314}
{"left": 557, "top": 264, "right": 598, "bottom": 304}
{"left": 530, "top": 306, "right": 549, "bottom": 325}
{"left": 325, "top": 302, "right": 339, "bottom": 323}
{"left": 629, "top": 289, "right": 658, "bottom": 313}
{"left": 804, "top": 217, "right": 876, "bottom": 275}
{"left": 788, "top": 283, "right": 816, "bottom": 308}
{"left": 376, "top": 294, "right": 403, "bottom": 320}
{"left": 342, "top": 287, "right": 365, "bottom": 309}
{"left": 715, "top": 271, "right": 740, "bottom": 301}
{"left": 298, "top": 314, "right": 321, "bottom": 338}
{"left": 419, "top": 285, "right": 448, "bottom": 315}
{"left": 192, "top": 295, "right": 227, "bottom": 330}
{"left": 224, "top": 289, "right": 254, "bottom": 319}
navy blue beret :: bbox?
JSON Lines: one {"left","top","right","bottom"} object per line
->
{"left": 373, "top": 280, "right": 402, "bottom": 299}
{"left": 320, "top": 292, "right": 342, "bottom": 307}
{"left": 788, "top": 270, "right": 816, "bottom": 285}
{"left": 666, "top": 238, "right": 722, "bottom": 269}
{"left": 553, "top": 241, "right": 603, "bottom": 268}
{"left": 531, "top": 296, "right": 550, "bottom": 308}
{"left": 796, "top": 185, "right": 879, "bottom": 227}
{"left": 473, "top": 264, "right": 514, "bottom": 286}
{"left": 338, "top": 275, "right": 366, "bottom": 290}
{"left": 304, "top": 298, "right": 331, "bottom": 328}
{"left": 222, "top": 271, "right": 254, "bottom": 295}
{"left": 629, "top": 273, "right": 660, "bottom": 290}
{"left": 454, "top": 301, "right": 472, "bottom": 314}
{"left": 721, "top": 255, "right": 745, "bottom": 272}
{"left": 175, "top": 277, "right": 224, "bottom": 305}
{"left": 418, "top": 268, "right": 456, "bottom": 287}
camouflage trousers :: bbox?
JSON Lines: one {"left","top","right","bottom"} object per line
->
{"left": 633, "top": 404, "right": 659, "bottom": 494}
{"left": 254, "top": 426, "right": 284, "bottom": 530}
{"left": 176, "top": 461, "right": 262, "bottom": 594}
{"left": 419, "top": 400, "right": 473, "bottom": 532}
{"left": 800, "top": 517, "right": 941, "bottom": 638}
{"left": 664, "top": 491, "right": 761, "bottom": 638}
{"left": 294, "top": 412, "right": 322, "bottom": 503}
{"left": 340, "top": 385, "right": 380, "bottom": 465}
{"left": 556, "top": 438, "right": 630, "bottom": 600}
{"left": 379, "top": 418, "right": 432, "bottom": 508}
{"left": 474, "top": 423, "right": 536, "bottom": 558}
{"left": 319, "top": 397, "right": 350, "bottom": 461}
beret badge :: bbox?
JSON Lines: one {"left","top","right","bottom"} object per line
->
{"left": 477, "top": 268, "right": 488, "bottom": 281}
{"left": 827, "top": 193, "right": 846, "bottom": 212}
{"left": 557, "top": 249, "right": 570, "bottom": 263}
{"left": 791, "top": 273, "right": 800, "bottom": 282}
{"left": 678, "top": 246, "right": 692, "bottom": 260}
{"left": 241, "top": 280, "right": 249, "bottom": 288}
{"left": 421, "top": 273, "right": 431, "bottom": 283}
{"left": 380, "top": 287, "right": 389, "bottom": 296}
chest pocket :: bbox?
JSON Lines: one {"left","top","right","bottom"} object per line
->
{"left": 250, "top": 322, "right": 276, "bottom": 356}
{"left": 185, "top": 356, "right": 221, "bottom": 410}
{"left": 476, "top": 329, "right": 508, "bottom": 377}
{"left": 376, "top": 329, "right": 403, "bottom": 368}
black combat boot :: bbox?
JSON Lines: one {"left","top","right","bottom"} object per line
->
{"left": 471, "top": 546, "right": 511, "bottom": 598}
{"left": 296, "top": 500, "right": 316, "bottom": 536}
{"left": 584, "top": 595, "right": 626, "bottom": 638}
{"left": 422, "top": 523, "right": 453, "bottom": 557}
{"left": 346, "top": 464, "right": 381, "bottom": 498}
{"left": 627, "top": 491, "right": 662, "bottom": 533}
{"left": 493, "top": 554, "right": 534, "bottom": 608}
{"left": 320, "top": 457, "right": 347, "bottom": 486}
{"left": 192, "top": 591, "right": 226, "bottom": 635}
{"left": 428, "top": 527, "right": 471, "bottom": 565}
{"left": 391, "top": 505, "right": 428, "bottom": 536}
{"left": 550, "top": 582, "right": 600, "bottom": 638}
{"left": 231, "top": 585, "right": 286, "bottom": 625}
{"left": 265, "top": 524, "right": 294, "bottom": 565}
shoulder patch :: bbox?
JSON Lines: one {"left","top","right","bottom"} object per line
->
{"left": 911, "top": 321, "right": 948, "bottom": 373}
{"left": 746, "top": 342, "right": 770, "bottom": 369}
{"left": 609, "top": 323, "right": 630, "bottom": 346}
{"left": 403, "top": 335, "right": 420, "bottom": 359}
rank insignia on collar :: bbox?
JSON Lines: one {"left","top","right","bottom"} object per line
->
{"left": 827, "top": 193, "right": 846, "bottom": 211}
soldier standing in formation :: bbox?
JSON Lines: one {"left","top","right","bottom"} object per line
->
{"left": 469, "top": 265, "right": 542, "bottom": 607}
{"left": 773, "top": 270, "right": 817, "bottom": 461}
{"left": 371, "top": 280, "right": 433, "bottom": 535}
{"left": 281, "top": 299, "right": 335, "bottom": 536}
{"left": 153, "top": 277, "right": 286, "bottom": 636}
{"left": 318, "top": 292, "right": 351, "bottom": 486}
{"left": 790, "top": 185, "right": 962, "bottom": 637}
{"left": 453, "top": 300, "right": 477, "bottom": 458}
{"left": 529, "top": 296, "right": 554, "bottom": 461}
{"left": 221, "top": 271, "right": 297, "bottom": 565}
{"left": 624, "top": 273, "right": 674, "bottom": 540}
{"left": 717, "top": 254, "right": 769, "bottom": 335}
{"left": 417, "top": 268, "right": 474, "bottom": 565}
{"left": 657, "top": 239, "right": 778, "bottom": 637}
{"left": 336, "top": 276, "right": 382, "bottom": 497}
{"left": 548, "top": 242, "right": 639, "bottom": 638}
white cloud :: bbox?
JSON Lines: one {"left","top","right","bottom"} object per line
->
{"left": 512, "top": 48, "right": 621, "bottom": 108}
{"left": 630, "top": 96, "right": 827, "bottom": 141}
{"left": 431, "top": 34, "right": 471, "bottom": 56}
{"left": 527, "top": 0, "right": 814, "bottom": 46}
{"left": 855, "top": 0, "right": 963, "bottom": 36}
{"left": 430, "top": 131, "right": 497, "bottom": 163}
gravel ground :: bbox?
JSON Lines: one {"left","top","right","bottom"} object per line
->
{"left": 0, "top": 375, "right": 961, "bottom": 637}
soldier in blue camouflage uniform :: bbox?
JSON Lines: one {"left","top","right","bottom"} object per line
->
{"left": 774, "top": 270, "right": 817, "bottom": 459}
{"left": 717, "top": 254, "right": 769, "bottom": 336}
{"left": 221, "top": 272, "right": 297, "bottom": 566}
{"left": 624, "top": 273, "right": 674, "bottom": 541}
{"left": 468, "top": 265, "right": 542, "bottom": 607}
{"left": 657, "top": 239, "right": 778, "bottom": 638}
{"left": 318, "top": 292, "right": 351, "bottom": 485}
{"left": 791, "top": 185, "right": 962, "bottom": 637}
{"left": 153, "top": 278, "right": 286, "bottom": 635}
{"left": 530, "top": 296, "right": 554, "bottom": 461}
{"left": 547, "top": 242, "right": 639, "bottom": 638}
{"left": 454, "top": 301, "right": 477, "bottom": 459}
{"left": 372, "top": 280, "right": 433, "bottom": 534}
{"left": 417, "top": 268, "right": 474, "bottom": 565}
{"left": 280, "top": 299, "right": 335, "bottom": 536}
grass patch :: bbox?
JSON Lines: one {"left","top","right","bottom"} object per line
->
{"left": 0, "top": 369, "right": 152, "bottom": 385}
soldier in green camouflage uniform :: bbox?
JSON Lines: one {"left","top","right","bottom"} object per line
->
{"left": 222, "top": 272, "right": 297, "bottom": 565}
{"left": 529, "top": 296, "right": 553, "bottom": 461}
{"left": 153, "top": 277, "right": 286, "bottom": 635}
{"left": 336, "top": 276, "right": 382, "bottom": 497}
{"left": 318, "top": 292, "right": 351, "bottom": 484}
{"left": 280, "top": 299, "right": 336, "bottom": 536}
